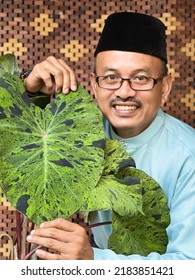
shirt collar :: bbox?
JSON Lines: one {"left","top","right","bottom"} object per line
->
{"left": 108, "top": 109, "right": 165, "bottom": 149}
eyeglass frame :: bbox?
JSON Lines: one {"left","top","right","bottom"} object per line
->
{"left": 95, "top": 74, "right": 165, "bottom": 91}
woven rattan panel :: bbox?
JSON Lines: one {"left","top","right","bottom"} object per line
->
{"left": 0, "top": 0, "right": 194, "bottom": 259}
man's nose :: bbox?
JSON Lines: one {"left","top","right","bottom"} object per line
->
{"left": 115, "top": 79, "right": 136, "bottom": 99}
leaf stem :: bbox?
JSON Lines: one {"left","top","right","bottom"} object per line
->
{"left": 84, "top": 221, "right": 112, "bottom": 231}
{"left": 22, "top": 245, "right": 42, "bottom": 260}
{"left": 15, "top": 211, "right": 22, "bottom": 259}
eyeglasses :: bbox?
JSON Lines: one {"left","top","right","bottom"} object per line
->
{"left": 95, "top": 74, "right": 164, "bottom": 91}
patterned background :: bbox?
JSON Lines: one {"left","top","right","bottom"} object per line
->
{"left": 0, "top": 0, "right": 194, "bottom": 259}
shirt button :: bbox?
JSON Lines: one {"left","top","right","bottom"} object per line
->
{"left": 120, "top": 140, "right": 127, "bottom": 149}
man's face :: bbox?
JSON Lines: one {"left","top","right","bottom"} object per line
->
{"left": 90, "top": 51, "right": 172, "bottom": 138}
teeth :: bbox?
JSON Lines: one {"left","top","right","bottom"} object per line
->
{"left": 115, "top": 105, "right": 137, "bottom": 110}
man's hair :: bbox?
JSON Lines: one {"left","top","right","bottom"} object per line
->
{"left": 162, "top": 61, "right": 169, "bottom": 76}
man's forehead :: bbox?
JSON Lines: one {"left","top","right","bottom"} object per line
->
{"left": 95, "top": 51, "right": 162, "bottom": 72}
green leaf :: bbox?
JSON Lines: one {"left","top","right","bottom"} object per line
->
{"left": 108, "top": 168, "right": 170, "bottom": 255}
{"left": 80, "top": 139, "right": 143, "bottom": 217}
{"left": 0, "top": 54, "right": 21, "bottom": 77}
{"left": 0, "top": 72, "right": 105, "bottom": 226}
{"left": 81, "top": 139, "right": 170, "bottom": 255}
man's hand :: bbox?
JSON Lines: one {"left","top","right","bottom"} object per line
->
{"left": 24, "top": 56, "right": 78, "bottom": 95}
{"left": 26, "top": 218, "right": 94, "bottom": 260}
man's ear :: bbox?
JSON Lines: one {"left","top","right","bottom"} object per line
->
{"left": 161, "top": 74, "right": 172, "bottom": 106}
{"left": 90, "top": 72, "right": 98, "bottom": 101}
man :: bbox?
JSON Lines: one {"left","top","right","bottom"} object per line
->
{"left": 25, "top": 12, "right": 195, "bottom": 260}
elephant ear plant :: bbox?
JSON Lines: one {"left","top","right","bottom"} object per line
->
{"left": 0, "top": 54, "right": 170, "bottom": 259}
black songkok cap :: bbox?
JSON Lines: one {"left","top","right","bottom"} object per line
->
{"left": 94, "top": 12, "right": 167, "bottom": 63}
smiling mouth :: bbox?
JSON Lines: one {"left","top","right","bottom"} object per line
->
{"left": 114, "top": 105, "right": 138, "bottom": 110}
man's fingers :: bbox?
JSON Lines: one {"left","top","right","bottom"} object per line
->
{"left": 58, "top": 59, "right": 78, "bottom": 92}
{"left": 25, "top": 56, "right": 77, "bottom": 94}
{"left": 46, "top": 56, "right": 78, "bottom": 93}
{"left": 27, "top": 233, "right": 72, "bottom": 256}
{"left": 40, "top": 218, "right": 82, "bottom": 232}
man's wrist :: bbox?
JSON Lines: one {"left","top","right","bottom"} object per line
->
{"left": 20, "top": 70, "right": 32, "bottom": 82}
{"left": 20, "top": 70, "right": 40, "bottom": 96}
